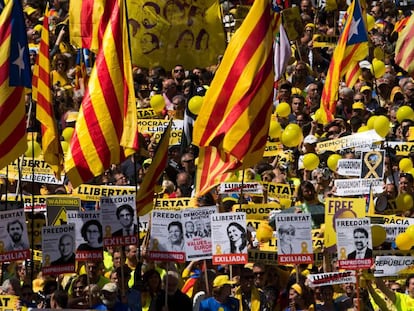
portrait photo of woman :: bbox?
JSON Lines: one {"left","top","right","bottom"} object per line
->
{"left": 278, "top": 223, "right": 295, "bottom": 254}
{"left": 77, "top": 219, "right": 103, "bottom": 251}
{"left": 227, "top": 222, "right": 247, "bottom": 254}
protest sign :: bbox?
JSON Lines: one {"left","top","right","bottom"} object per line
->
{"left": 42, "top": 224, "right": 76, "bottom": 275}
{"left": 154, "top": 198, "right": 197, "bottom": 210}
{"left": 386, "top": 141, "right": 414, "bottom": 156}
{"left": 361, "top": 150, "right": 385, "bottom": 179}
{"left": 0, "top": 295, "right": 19, "bottom": 311}
{"left": 307, "top": 271, "right": 356, "bottom": 287}
{"left": 324, "top": 197, "right": 366, "bottom": 250}
{"left": 275, "top": 213, "right": 313, "bottom": 264}
{"left": 219, "top": 182, "right": 263, "bottom": 195}
{"left": 374, "top": 256, "right": 414, "bottom": 277}
{"left": 211, "top": 212, "right": 248, "bottom": 265}
{"left": 101, "top": 195, "right": 138, "bottom": 247}
{"left": 73, "top": 184, "right": 136, "bottom": 201}
{"left": 46, "top": 197, "right": 80, "bottom": 226}
{"left": 233, "top": 204, "right": 282, "bottom": 220}
{"left": 334, "top": 178, "right": 383, "bottom": 196}
{"left": 0, "top": 209, "right": 30, "bottom": 263}
{"left": 262, "top": 182, "right": 295, "bottom": 200}
{"left": 138, "top": 119, "right": 183, "bottom": 145}
{"left": 337, "top": 159, "right": 361, "bottom": 176}
{"left": 182, "top": 206, "right": 216, "bottom": 261}
{"left": 316, "top": 130, "right": 384, "bottom": 153}
{"left": 149, "top": 210, "right": 185, "bottom": 263}
{"left": 67, "top": 210, "right": 103, "bottom": 261}
{"left": 336, "top": 218, "right": 373, "bottom": 269}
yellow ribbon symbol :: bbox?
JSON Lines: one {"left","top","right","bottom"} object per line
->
{"left": 301, "top": 242, "right": 308, "bottom": 253}
{"left": 340, "top": 247, "right": 347, "bottom": 260}
{"left": 105, "top": 226, "right": 111, "bottom": 237}
{"left": 364, "top": 151, "right": 382, "bottom": 178}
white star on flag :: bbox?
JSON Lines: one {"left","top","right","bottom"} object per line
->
{"left": 348, "top": 17, "right": 360, "bottom": 41}
{"left": 12, "top": 42, "right": 25, "bottom": 78}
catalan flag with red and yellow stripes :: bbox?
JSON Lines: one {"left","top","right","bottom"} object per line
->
{"left": 321, "top": 0, "right": 368, "bottom": 118}
{"left": 65, "top": 0, "right": 138, "bottom": 187}
{"left": 395, "top": 14, "right": 414, "bottom": 76}
{"left": 0, "top": 0, "right": 31, "bottom": 170}
{"left": 196, "top": 147, "right": 239, "bottom": 196}
{"left": 69, "top": 0, "right": 108, "bottom": 52}
{"left": 193, "top": 0, "right": 276, "bottom": 196}
{"left": 136, "top": 121, "right": 171, "bottom": 216}
{"left": 35, "top": 7, "right": 63, "bottom": 177}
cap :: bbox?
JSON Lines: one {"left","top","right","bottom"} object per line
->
{"left": 143, "top": 158, "right": 152, "bottom": 167}
{"left": 360, "top": 85, "right": 372, "bottom": 93}
{"left": 303, "top": 135, "right": 318, "bottom": 145}
{"left": 24, "top": 6, "right": 37, "bottom": 16}
{"left": 102, "top": 282, "right": 118, "bottom": 293}
{"left": 33, "top": 24, "right": 42, "bottom": 34}
{"left": 213, "top": 275, "right": 236, "bottom": 288}
{"left": 291, "top": 283, "right": 303, "bottom": 295}
{"left": 359, "top": 60, "right": 372, "bottom": 70}
{"left": 377, "top": 78, "right": 390, "bottom": 86}
{"left": 291, "top": 87, "right": 303, "bottom": 95}
{"left": 65, "top": 111, "right": 78, "bottom": 123}
{"left": 352, "top": 102, "right": 365, "bottom": 110}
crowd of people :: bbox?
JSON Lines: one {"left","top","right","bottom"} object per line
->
{"left": 4, "top": 0, "right": 414, "bottom": 309}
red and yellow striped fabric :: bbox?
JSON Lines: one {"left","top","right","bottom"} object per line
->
{"left": 196, "top": 147, "right": 240, "bottom": 197}
{"left": 136, "top": 121, "right": 172, "bottom": 216}
{"left": 69, "top": 0, "right": 108, "bottom": 52}
{"left": 321, "top": 0, "right": 368, "bottom": 118}
{"left": 0, "top": 0, "right": 31, "bottom": 170}
{"left": 395, "top": 14, "right": 414, "bottom": 76}
{"left": 35, "top": 7, "right": 63, "bottom": 177}
{"left": 65, "top": 0, "right": 138, "bottom": 187}
{"left": 193, "top": 0, "right": 275, "bottom": 177}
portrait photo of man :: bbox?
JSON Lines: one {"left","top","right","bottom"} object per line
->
{"left": 51, "top": 234, "right": 75, "bottom": 266}
{"left": 347, "top": 227, "right": 373, "bottom": 259}
{"left": 5, "top": 219, "right": 29, "bottom": 251}
{"left": 112, "top": 204, "right": 138, "bottom": 237}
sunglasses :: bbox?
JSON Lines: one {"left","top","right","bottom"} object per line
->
{"left": 174, "top": 69, "right": 184, "bottom": 73}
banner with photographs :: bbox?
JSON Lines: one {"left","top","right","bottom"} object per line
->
{"left": 67, "top": 210, "right": 103, "bottom": 261}
{"left": 336, "top": 218, "right": 373, "bottom": 269}
{"left": 101, "top": 195, "right": 138, "bottom": 247}
{"left": 182, "top": 206, "right": 217, "bottom": 261}
{"left": 0, "top": 209, "right": 30, "bottom": 262}
{"left": 211, "top": 212, "right": 248, "bottom": 265}
{"left": 275, "top": 213, "right": 313, "bottom": 264}
{"left": 42, "top": 224, "right": 76, "bottom": 275}
{"left": 149, "top": 210, "right": 185, "bottom": 263}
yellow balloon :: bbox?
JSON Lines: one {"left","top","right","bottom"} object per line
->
{"left": 303, "top": 153, "right": 320, "bottom": 170}
{"left": 366, "top": 14, "right": 375, "bottom": 31}
{"left": 396, "top": 232, "right": 413, "bottom": 251}
{"left": 367, "top": 116, "right": 377, "bottom": 129}
{"left": 150, "top": 94, "right": 165, "bottom": 113}
{"left": 285, "top": 123, "right": 301, "bottom": 133}
{"left": 276, "top": 102, "right": 291, "bottom": 118}
{"left": 373, "top": 115, "right": 390, "bottom": 138}
{"left": 25, "top": 141, "right": 41, "bottom": 158}
{"left": 269, "top": 120, "right": 282, "bottom": 139}
{"left": 357, "top": 125, "right": 369, "bottom": 133}
{"left": 327, "top": 154, "right": 342, "bottom": 171}
{"left": 314, "top": 108, "right": 328, "bottom": 125}
{"left": 406, "top": 224, "right": 414, "bottom": 240}
{"left": 396, "top": 105, "right": 414, "bottom": 123}
{"left": 188, "top": 96, "right": 203, "bottom": 115}
{"left": 281, "top": 124, "right": 303, "bottom": 147}
{"left": 256, "top": 223, "right": 274, "bottom": 243}
{"left": 371, "top": 58, "right": 386, "bottom": 79}
{"left": 399, "top": 158, "right": 413, "bottom": 172}
{"left": 396, "top": 193, "right": 414, "bottom": 211}
{"left": 371, "top": 225, "right": 386, "bottom": 247}
{"left": 62, "top": 127, "right": 74, "bottom": 142}
{"left": 61, "top": 141, "right": 69, "bottom": 154}
{"left": 373, "top": 47, "right": 385, "bottom": 61}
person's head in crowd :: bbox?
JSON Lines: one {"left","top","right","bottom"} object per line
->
{"left": 277, "top": 80, "right": 292, "bottom": 103}
{"left": 168, "top": 144, "right": 182, "bottom": 164}
{"left": 164, "top": 271, "right": 181, "bottom": 295}
{"left": 338, "top": 87, "right": 355, "bottom": 109}
{"left": 53, "top": 53, "right": 69, "bottom": 74}
{"left": 211, "top": 274, "right": 235, "bottom": 303}
{"left": 305, "top": 82, "right": 321, "bottom": 109}
{"left": 377, "top": 77, "right": 392, "bottom": 99}
{"left": 302, "top": 135, "right": 318, "bottom": 153}
{"left": 293, "top": 61, "right": 310, "bottom": 84}
{"left": 403, "top": 80, "right": 414, "bottom": 105}
{"left": 171, "top": 95, "right": 186, "bottom": 119}
{"left": 20, "top": 284, "right": 34, "bottom": 306}
{"left": 298, "top": 180, "right": 318, "bottom": 204}
{"left": 220, "top": 196, "right": 238, "bottom": 213}
{"left": 112, "top": 248, "right": 125, "bottom": 269}
{"left": 389, "top": 281, "right": 403, "bottom": 293}
{"left": 261, "top": 170, "right": 275, "bottom": 182}
{"left": 359, "top": 60, "right": 374, "bottom": 83}
{"left": 396, "top": 118, "right": 413, "bottom": 141}
{"left": 114, "top": 265, "right": 132, "bottom": 291}
{"left": 125, "top": 244, "right": 138, "bottom": 266}
{"left": 252, "top": 263, "right": 266, "bottom": 289}
{"left": 142, "top": 269, "right": 162, "bottom": 293}
{"left": 288, "top": 283, "right": 310, "bottom": 310}
{"left": 388, "top": 105, "right": 398, "bottom": 123}
{"left": 71, "top": 275, "right": 87, "bottom": 299}
{"left": 86, "top": 262, "right": 105, "bottom": 284}
{"left": 300, "top": 0, "right": 314, "bottom": 17}
{"left": 175, "top": 184, "right": 192, "bottom": 197}
{"left": 162, "top": 78, "right": 178, "bottom": 101}
{"left": 238, "top": 267, "right": 255, "bottom": 293}
{"left": 399, "top": 172, "right": 414, "bottom": 194}
{"left": 50, "top": 289, "right": 68, "bottom": 309}
{"left": 197, "top": 191, "right": 216, "bottom": 206}
{"left": 349, "top": 116, "right": 364, "bottom": 133}
{"left": 325, "top": 120, "right": 343, "bottom": 140}
{"left": 176, "top": 171, "right": 193, "bottom": 189}
{"left": 291, "top": 94, "right": 305, "bottom": 117}
{"left": 101, "top": 282, "right": 119, "bottom": 309}
{"left": 181, "top": 152, "right": 195, "bottom": 175}
{"left": 172, "top": 64, "right": 186, "bottom": 85}
{"left": 1, "top": 277, "right": 21, "bottom": 296}
{"left": 370, "top": 5, "right": 383, "bottom": 22}
{"left": 83, "top": 284, "right": 103, "bottom": 308}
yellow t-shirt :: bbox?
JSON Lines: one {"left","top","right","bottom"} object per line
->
{"left": 396, "top": 292, "right": 414, "bottom": 311}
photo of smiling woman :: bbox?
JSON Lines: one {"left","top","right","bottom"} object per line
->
{"left": 227, "top": 222, "right": 247, "bottom": 254}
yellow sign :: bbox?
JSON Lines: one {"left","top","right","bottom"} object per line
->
{"left": 312, "top": 34, "right": 339, "bottom": 48}
{"left": 0, "top": 295, "right": 19, "bottom": 311}
{"left": 262, "top": 182, "right": 295, "bottom": 200}
{"left": 73, "top": 185, "right": 136, "bottom": 201}
{"left": 233, "top": 204, "right": 282, "bottom": 220}
{"left": 128, "top": 0, "right": 225, "bottom": 70}
{"left": 263, "top": 142, "right": 283, "bottom": 157}
{"left": 137, "top": 108, "right": 158, "bottom": 119}
{"left": 154, "top": 198, "right": 197, "bottom": 210}
{"left": 324, "top": 197, "right": 366, "bottom": 249}
{"left": 137, "top": 119, "right": 183, "bottom": 145}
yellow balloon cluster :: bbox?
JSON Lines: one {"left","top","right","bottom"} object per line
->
{"left": 269, "top": 120, "right": 282, "bottom": 139}
{"left": 371, "top": 58, "right": 385, "bottom": 79}
{"left": 25, "top": 141, "right": 41, "bottom": 158}
{"left": 396, "top": 230, "right": 414, "bottom": 251}
{"left": 396, "top": 106, "right": 414, "bottom": 123}
{"left": 303, "top": 153, "right": 319, "bottom": 170}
